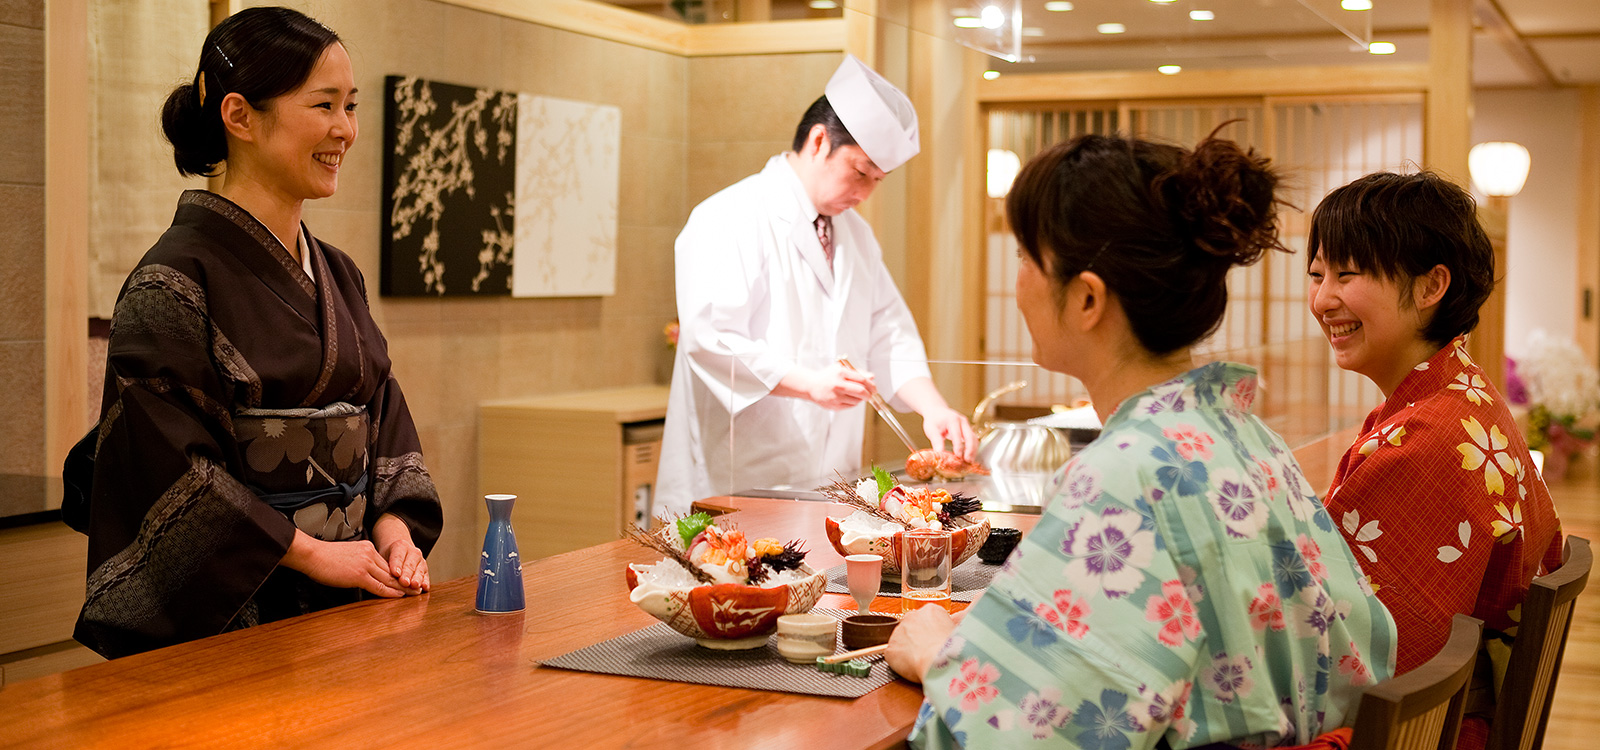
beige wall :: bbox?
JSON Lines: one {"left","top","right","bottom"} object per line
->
{"left": 87, "top": 0, "right": 208, "bottom": 320}
{"left": 686, "top": 53, "right": 837, "bottom": 208}
{"left": 1473, "top": 88, "right": 1584, "bottom": 353}
{"left": 0, "top": 1, "right": 45, "bottom": 475}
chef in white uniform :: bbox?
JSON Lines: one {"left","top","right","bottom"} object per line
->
{"left": 655, "top": 55, "right": 975, "bottom": 515}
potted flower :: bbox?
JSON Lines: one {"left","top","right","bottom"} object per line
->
{"left": 1506, "top": 331, "right": 1600, "bottom": 481}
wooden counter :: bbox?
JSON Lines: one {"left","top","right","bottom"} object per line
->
{"left": 0, "top": 428, "right": 1358, "bottom": 748}
{"left": 0, "top": 498, "right": 1035, "bottom": 750}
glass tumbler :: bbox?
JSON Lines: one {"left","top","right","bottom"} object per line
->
{"left": 900, "top": 528, "right": 952, "bottom": 613}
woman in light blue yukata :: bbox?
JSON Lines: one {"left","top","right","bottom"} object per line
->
{"left": 885, "top": 132, "right": 1398, "bottom": 750}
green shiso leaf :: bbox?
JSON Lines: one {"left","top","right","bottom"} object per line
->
{"left": 677, "top": 512, "right": 713, "bottom": 547}
{"left": 872, "top": 464, "right": 896, "bottom": 497}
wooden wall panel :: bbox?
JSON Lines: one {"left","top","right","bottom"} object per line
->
{"left": 0, "top": 523, "right": 87, "bottom": 655}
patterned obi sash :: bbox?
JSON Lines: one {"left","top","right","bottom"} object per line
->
{"left": 235, "top": 403, "right": 370, "bottom": 542}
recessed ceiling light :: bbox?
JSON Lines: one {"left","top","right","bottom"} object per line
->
{"left": 1044, "top": 1, "right": 1073, "bottom": 11}
{"left": 1368, "top": 41, "right": 1396, "bottom": 54}
{"left": 980, "top": 5, "right": 1006, "bottom": 29}
{"left": 1190, "top": 10, "right": 1214, "bottom": 20}
{"left": 1149, "top": 0, "right": 1177, "bottom": 4}
{"left": 808, "top": 0, "right": 838, "bottom": 7}
{"left": 1342, "top": 0, "right": 1373, "bottom": 10}
{"left": 1158, "top": 65, "right": 1182, "bottom": 75}
{"left": 1022, "top": 26, "right": 1045, "bottom": 37}
{"left": 1097, "top": 22, "right": 1126, "bottom": 34}
{"left": 955, "top": 16, "right": 983, "bottom": 28}
{"left": 984, "top": 70, "right": 1001, "bottom": 80}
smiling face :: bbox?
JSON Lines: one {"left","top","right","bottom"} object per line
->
{"left": 252, "top": 43, "right": 358, "bottom": 202}
{"left": 1307, "top": 254, "right": 1437, "bottom": 394}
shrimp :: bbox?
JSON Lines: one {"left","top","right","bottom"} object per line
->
{"left": 906, "top": 449, "right": 990, "bottom": 482}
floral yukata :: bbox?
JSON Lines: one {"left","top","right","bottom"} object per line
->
{"left": 1322, "top": 337, "right": 1562, "bottom": 747}
{"left": 911, "top": 363, "right": 1396, "bottom": 750}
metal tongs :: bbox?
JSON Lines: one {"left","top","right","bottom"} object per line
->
{"left": 837, "top": 357, "right": 920, "bottom": 454}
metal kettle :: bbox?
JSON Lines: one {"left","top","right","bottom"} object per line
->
{"left": 972, "top": 381, "right": 1074, "bottom": 475}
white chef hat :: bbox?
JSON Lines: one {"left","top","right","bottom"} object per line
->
{"left": 823, "top": 54, "right": 920, "bottom": 172}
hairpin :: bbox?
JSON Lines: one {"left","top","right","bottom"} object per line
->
{"left": 214, "top": 43, "right": 234, "bottom": 71}
{"left": 1083, "top": 241, "right": 1111, "bottom": 273}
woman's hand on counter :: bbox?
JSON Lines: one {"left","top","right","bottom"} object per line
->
{"left": 886, "top": 604, "right": 958, "bottom": 684}
{"left": 280, "top": 530, "right": 409, "bottom": 598}
{"left": 372, "top": 513, "right": 430, "bottom": 594}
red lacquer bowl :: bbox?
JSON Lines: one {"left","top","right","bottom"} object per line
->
{"left": 625, "top": 564, "right": 827, "bottom": 650}
{"left": 823, "top": 516, "right": 991, "bottom": 577}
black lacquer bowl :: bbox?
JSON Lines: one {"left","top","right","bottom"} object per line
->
{"left": 977, "top": 527, "right": 1022, "bottom": 565}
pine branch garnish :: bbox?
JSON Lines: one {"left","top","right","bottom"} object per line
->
{"left": 818, "top": 472, "right": 901, "bottom": 525}
{"left": 624, "top": 522, "right": 716, "bottom": 585}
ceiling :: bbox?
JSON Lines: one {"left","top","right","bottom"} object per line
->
{"left": 607, "top": 0, "right": 1600, "bottom": 87}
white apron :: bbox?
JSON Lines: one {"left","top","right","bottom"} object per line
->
{"left": 654, "top": 155, "right": 931, "bottom": 515}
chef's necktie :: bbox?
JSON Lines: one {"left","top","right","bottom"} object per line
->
{"left": 814, "top": 215, "right": 833, "bottom": 265}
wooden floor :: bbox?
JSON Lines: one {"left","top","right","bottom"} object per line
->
{"left": 1535, "top": 455, "right": 1600, "bottom": 750}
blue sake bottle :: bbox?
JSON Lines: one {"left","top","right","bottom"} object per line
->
{"left": 476, "top": 494, "right": 525, "bottom": 613}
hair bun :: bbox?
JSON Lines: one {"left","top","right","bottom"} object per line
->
{"left": 1154, "top": 136, "right": 1286, "bottom": 268}
{"left": 161, "top": 78, "right": 227, "bottom": 177}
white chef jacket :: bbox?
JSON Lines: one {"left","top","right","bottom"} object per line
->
{"left": 654, "top": 155, "right": 932, "bottom": 515}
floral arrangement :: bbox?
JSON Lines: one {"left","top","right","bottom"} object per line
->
{"left": 1506, "top": 330, "right": 1600, "bottom": 479}
{"left": 663, "top": 319, "right": 679, "bottom": 349}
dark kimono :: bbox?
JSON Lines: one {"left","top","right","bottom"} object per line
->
{"left": 76, "top": 191, "right": 443, "bottom": 659}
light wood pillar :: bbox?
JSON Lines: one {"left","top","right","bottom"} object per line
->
{"left": 1424, "top": 0, "right": 1472, "bottom": 185}
{"left": 44, "top": 0, "right": 91, "bottom": 468}
{"left": 1426, "top": 0, "right": 1500, "bottom": 387}
{"left": 1476, "top": 196, "right": 1509, "bottom": 391}
{"left": 735, "top": 0, "right": 771, "bottom": 22}
{"left": 1578, "top": 86, "right": 1600, "bottom": 366}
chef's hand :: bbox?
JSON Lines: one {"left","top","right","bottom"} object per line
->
{"left": 372, "top": 513, "right": 430, "bottom": 594}
{"left": 280, "top": 530, "right": 409, "bottom": 598}
{"left": 922, "top": 406, "right": 977, "bottom": 461}
{"left": 776, "top": 364, "right": 876, "bottom": 410}
{"left": 886, "top": 604, "right": 957, "bottom": 683}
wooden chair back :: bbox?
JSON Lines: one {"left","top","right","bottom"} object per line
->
{"left": 1489, "top": 535, "right": 1592, "bottom": 750}
{"left": 1351, "top": 614, "right": 1484, "bottom": 750}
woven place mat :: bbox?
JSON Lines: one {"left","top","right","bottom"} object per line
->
{"left": 537, "top": 608, "right": 897, "bottom": 698}
{"left": 824, "top": 556, "right": 1000, "bottom": 602}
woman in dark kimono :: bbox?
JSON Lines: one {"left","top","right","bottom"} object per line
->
{"left": 75, "top": 7, "right": 443, "bottom": 659}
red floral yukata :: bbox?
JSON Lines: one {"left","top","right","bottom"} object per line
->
{"left": 1323, "top": 336, "right": 1562, "bottom": 748}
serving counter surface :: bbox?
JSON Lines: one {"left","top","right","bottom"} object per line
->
{"left": 0, "top": 426, "right": 1359, "bottom": 748}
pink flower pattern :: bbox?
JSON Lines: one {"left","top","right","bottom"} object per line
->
{"left": 949, "top": 658, "right": 1002, "bottom": 711}
{"left": 1338, "top": 642, "right": 1372, "bottom": 686}
{"left": 1296, "top": 534, "right": 1328, "bottom": 581}
{"left": 1228, "top": 376, "right": 1258, "bottom": 411}
{"left": 1248, "top": 582, "right": 1285, "bottom": 631}
{"left": 1144, "top": 580, "right": 1201, "bottom": 646}
{"left": 1163, "top": 424, "right": 1216, "bottom": 461}
{"left": 1036, "top": 588, "right": 1093, "bottom": 640}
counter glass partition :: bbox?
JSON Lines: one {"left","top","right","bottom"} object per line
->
{"left": 678, "top": 345, "right": 1379, "bottom": 515}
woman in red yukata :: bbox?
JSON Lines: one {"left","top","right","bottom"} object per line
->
{"left": 1308, "top": 171, "right": 1562, "bottom": 748}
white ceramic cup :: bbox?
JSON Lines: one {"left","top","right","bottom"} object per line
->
{"left": 775, "top": 613, "right": 838, "bottom": 664}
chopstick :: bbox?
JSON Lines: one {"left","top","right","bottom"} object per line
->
{"left": 820, "top": 644, "right": 888, "bottom": 664}
{"left": 837, "top": 357, "right": 920, "bottom": 455}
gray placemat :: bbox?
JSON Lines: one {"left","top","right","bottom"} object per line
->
{"left": 537, "top": 608, "right": 896, "bottom": 698}
{"left": 824, "top": 556, "right": 1000, "bottom": 602}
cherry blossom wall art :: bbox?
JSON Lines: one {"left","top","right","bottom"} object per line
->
{"left": 381, "top": 76, "right": 620, "bottom": 297}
